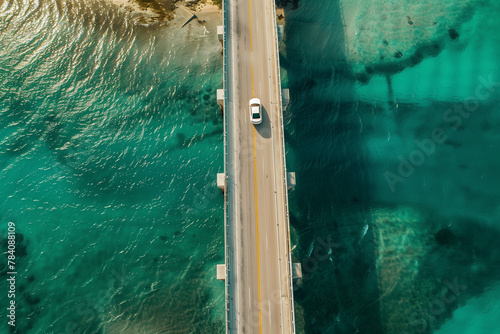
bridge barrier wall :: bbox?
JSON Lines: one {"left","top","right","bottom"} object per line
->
{"left": 271, "top": 2, "right": 297, "bottom": 333}
{"left": 222, "top": 0, "right": 231, "bottom": 332}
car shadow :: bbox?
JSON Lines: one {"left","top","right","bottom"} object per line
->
{"left": 255, "top": 105, "right": 272, "bottom": 139}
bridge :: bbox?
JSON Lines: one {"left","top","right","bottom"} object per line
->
{"left": 215, "top": 0, "right": 298, "bottom": 333}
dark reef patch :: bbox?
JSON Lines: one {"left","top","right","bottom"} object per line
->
{"left": 135, "top": 0, "right": 176, "bottom": 20}
{"left": 276, "top": 0, "right": 299, "bottom": 10}
{"left": 448, "top": 28, "right": 459, "bottom": 40}
{"left": 435, "top": 227, "right": 457, "bottom": 245}
{"left": 0, "top": 228, "right": 43, "bottom": 333}
{"left": 0, "top": 232, "right": 28, "bottom": 264}
{"left": 355, "top": 41, "right": 444, "bottom": 84}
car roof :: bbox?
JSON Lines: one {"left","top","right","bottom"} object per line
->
{"left": 249, "top": 98, "right": 261, "bottom": 104}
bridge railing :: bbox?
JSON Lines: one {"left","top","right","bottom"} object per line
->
{"left": 222, "top": 0, "right": 231, "bottom": 332}
{"left": 222, "top": 1, "right": 295, "bottom": 332}
{"left": 270, "top": 2, "right": 297, "bottom": 333}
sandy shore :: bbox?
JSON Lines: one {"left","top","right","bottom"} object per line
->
{"left": 176, "top": 2, "right": 221, "bottom": 22}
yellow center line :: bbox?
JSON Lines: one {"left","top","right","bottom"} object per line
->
{"left": 249, "top": 0, "right": 262, "bottom": 332}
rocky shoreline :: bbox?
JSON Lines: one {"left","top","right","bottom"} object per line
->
{"left": 111, "top": 0, "right": 294, "bottom": 24}
{"left": 110, "top": 0, "right": 221, "bottom": 23}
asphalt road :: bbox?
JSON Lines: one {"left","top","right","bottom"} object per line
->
{"left": 225, "top": 0, "right": 295, "bottom": 333}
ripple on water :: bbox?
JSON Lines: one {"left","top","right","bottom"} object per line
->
{"left": 0, "top": 0, "right": 224, "bottom": 332}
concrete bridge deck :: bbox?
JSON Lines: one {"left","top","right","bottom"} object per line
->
{"left": 218, "top": 0, "right": 296, "bottom": 333}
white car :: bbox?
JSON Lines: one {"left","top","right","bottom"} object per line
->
{"left": 249, "top": 98, "right": 262, "bottom": 125}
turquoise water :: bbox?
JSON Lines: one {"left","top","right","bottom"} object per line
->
{"left": 0, "top": 0, "right": 225, "bottom": 333}
{"left": 283, "top": 0, "right": 500, "bottom": 333}
{"left": 1, "top": 0, "right": 500, "bottom": 333}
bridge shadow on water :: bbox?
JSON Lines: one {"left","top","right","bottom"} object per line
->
{"left": 282, "top": 1, "right": 383, "bottom": 333}
{"left": 282, "top": 1, "right": 500, "bottom": 333}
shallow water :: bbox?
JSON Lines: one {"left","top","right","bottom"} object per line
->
{"left": 0, "top": 1, "right": 225, "bottom": 333}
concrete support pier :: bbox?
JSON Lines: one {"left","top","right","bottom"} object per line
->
{"left": 217, "top": 89, "right": 224, "bottom": 111}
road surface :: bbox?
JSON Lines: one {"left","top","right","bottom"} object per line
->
{"left": 224, "top": 0, "right": 295, "bottom": 333}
